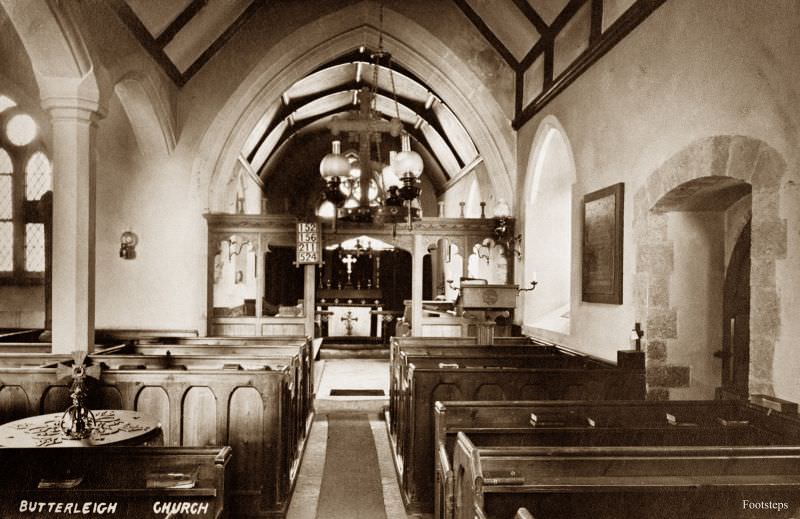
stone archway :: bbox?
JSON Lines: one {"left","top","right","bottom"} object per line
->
{"left": 634, "top": 135, "right": 786, "bottom": 399}
{"left": 193, "top": 0, "right": 515, "bottom": 213}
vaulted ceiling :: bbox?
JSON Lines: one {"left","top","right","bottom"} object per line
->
{"left": 110, "top": 0, "right": 665, "bottom": 127}
{"left": 109, "top": 0, "right": 664, "bottom": 209}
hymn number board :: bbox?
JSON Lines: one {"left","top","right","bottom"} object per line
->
{"left": 296, "top": 222, "right": 322, "bottom": 265}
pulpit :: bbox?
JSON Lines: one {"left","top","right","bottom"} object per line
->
{"left": 458, "top": 282, "right": 518, "bottom": 343}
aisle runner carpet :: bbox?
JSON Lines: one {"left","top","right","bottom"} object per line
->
{"left": 315, "top": 413, "right": 386, "bottom": 519}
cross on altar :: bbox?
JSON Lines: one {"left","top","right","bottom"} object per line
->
{"left": 340, "top": 311, "right": 359, "bottom": 336}
{"left": 328, "top": 87, "right": 403, "bottom": 207}
{"left": 341, "top": 254, "right": 358, "bottom": 285}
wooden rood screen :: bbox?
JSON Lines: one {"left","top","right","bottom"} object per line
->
{"left": 0, "top": 363, "right": 296, "bottom": 519}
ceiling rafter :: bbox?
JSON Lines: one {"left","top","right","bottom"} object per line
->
{"left": 110, "top": 0, "right": 260, "bottom": 87}
{"left": 181, "top": 1, "right": 262, "bottom": 82}
{"left": 259, "top": 115, "right": 452, "bottom": 194}
{"left": 154, "top": 0, "right": 208, "bottom": 47}
{"left": 509, "top": 0, "right": 550, "bottom": 36}
{"left": 451, "top": 0, "right": 520, "bottom": 71}
{"left": 513, "top": 0, "right": 667, "bottom": 129}
{"left": 107, "top": 0, "right": 183, "bottom": 85}
{"left": 550, "top": 0, "right": 590, "bottom": 34}
{"left": 253, "top": 91, "right": 463, "bottom": 176}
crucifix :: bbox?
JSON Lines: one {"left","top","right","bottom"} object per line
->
{"left": 328, "top": 86, "right": 403, "bottom": 208}
{"left": 341, "top": 254, "right": 358, "bottom": 285}
{"left": 340, "top": 311, "right": 358, "bottom": 336}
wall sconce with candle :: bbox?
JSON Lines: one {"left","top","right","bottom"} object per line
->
{"left": 119, "top": 231, "right": 138, "bottom": 260}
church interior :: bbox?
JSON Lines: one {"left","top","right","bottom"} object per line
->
{"left": 0, "top": 0, "right": 799, "bottom": 517}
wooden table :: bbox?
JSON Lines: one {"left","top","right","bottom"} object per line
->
{"left": 0, "top": 410, "right": 162, "bottom": 447}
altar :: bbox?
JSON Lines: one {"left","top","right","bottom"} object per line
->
{"left": 326, "top": 305, "right": 375, "bottom": 337}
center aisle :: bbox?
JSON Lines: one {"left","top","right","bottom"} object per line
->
{"left": 286, "top": 359, "right": 413, "bottom": 519}
{"left": 316, "top": 413, "right": 386, "bottom": 518}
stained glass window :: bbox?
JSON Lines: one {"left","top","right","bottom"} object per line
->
{"left": 25, "top": 223, "right": 44, "bottom": 272}
{"left": 26, "top": 151, "right": 51, "bottom": 201}
{"left": 6, "top": 114, "right": 37, "bottom": 146}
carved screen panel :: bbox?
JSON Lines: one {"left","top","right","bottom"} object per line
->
{"left": 212, "top": 234, "right": 257, "bottom": 317}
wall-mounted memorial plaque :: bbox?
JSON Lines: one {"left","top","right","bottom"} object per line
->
{"left": 582, "top": 182, "right": 624, "bottom": 304}
{"left": 296, "top": 222, "right": 321, "bottom": 265}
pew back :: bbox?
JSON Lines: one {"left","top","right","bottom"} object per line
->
{"left": 0, "top": 364, "right": 295, "bottom": 518}
{"left": 0, "top": 446, "right": 231, "bottom": 519}
{"left": 454, "top": 433, "right": 800, "bottom": 519}
{"left": 396, "top": 360, "right": 645, "bottom": 513}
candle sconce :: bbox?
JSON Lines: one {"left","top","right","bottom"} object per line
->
{"left": 119, "top": 231, "right": 138, "bottom": 260}
{"left": 517, "top": 280, "right": 538, "bottom": 293}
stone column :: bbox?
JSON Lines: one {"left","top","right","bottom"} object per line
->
{"left": 411, "top": 234, "right": 425, "bottom": 336}
{"left": 45, "top": 100, "right": 99, "bottom": 354}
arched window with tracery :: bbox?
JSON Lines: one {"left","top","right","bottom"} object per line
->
{"left": 0, "top": 94, "right": 51, "bottom": 281}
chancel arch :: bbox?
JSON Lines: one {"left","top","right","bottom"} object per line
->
{"left": 522, "top": 117, "right": 576, "bottom": 338}
{"left": 194, "top": 1, "right": 514, "bottom": 214}
{"left": 634, "top": 136, "right": 786, "bottom": 399}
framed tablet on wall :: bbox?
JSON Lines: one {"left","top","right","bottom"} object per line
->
{"left": 582, "top": 182, "right": 624, "bottom": 304}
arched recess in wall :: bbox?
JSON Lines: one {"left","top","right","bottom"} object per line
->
{"left": 634, "top": 136, "right": 785, "bottom": 400}
{"left": 114, "top": 74, "right": 176, "bottom": 157}
{"left": 522, "top": 117, "right": 576, "bottom": 336}
{"left": 193, "top": 1, "right": 514, "bottom": 213}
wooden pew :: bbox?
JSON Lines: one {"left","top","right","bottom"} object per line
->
{"left": 388, "top": 336, "right": 550, "bottom": 436}
{"left": 453, "top": 433, "right": 800, "bottom": 519}
{"left": 0, "top": 363, "right": 297, "bottom": 518}
{"left": 109, "top": 335, "right": 316, "bottom": 439}
{"left": 0, "top": 329, "right": 42, "bottom": 342}
{"left": 394, "top": 354, "right": 645, "bottom": 513}
{"left": 435, "top": 399, "right": 800, "bottom": 519}
{"left": 390, "top": 345, "right": 563, "bottom": 438}
{"left": 0, "top": 446, "right": 231, "bottom": 518}
{"left": 393, "top": 351, "right": 595, "bottom": 483}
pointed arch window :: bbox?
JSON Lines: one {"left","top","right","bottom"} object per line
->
{"left": 0, "top": 95, "right": 50, "bottom": 282}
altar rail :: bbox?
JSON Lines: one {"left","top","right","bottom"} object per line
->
{"left": 0, "top": 364, "right": 296, "bottom": 518}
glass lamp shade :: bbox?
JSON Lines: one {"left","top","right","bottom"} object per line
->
{"left": 382, "top": 164, "right": 400, "bottom": 189}
{"left": 352, "top": 179, "right": 380, "bottom": 202}
{"left": 343, "top": 195, "right": 360, "bottom": 209}
{"left": 319, "top": 140, "right": 351, "bottom": 180}
{"left": 317, "top": 200, "right": 336, "bottom": 219}
{"left": 494, "top": 199, "right": 511, "bottom": 218}
{"left": 395, "top": 133, "right": 423, "bottom": 179}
